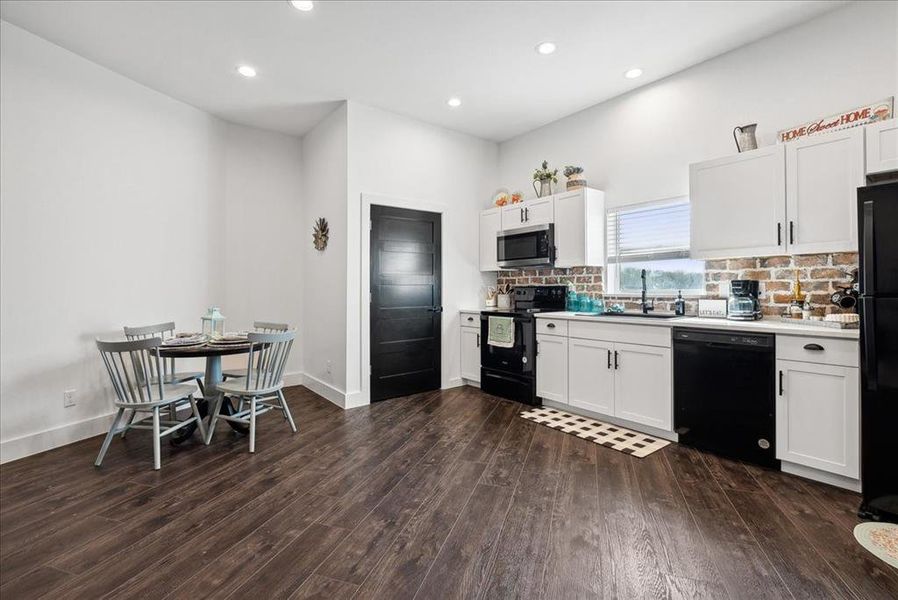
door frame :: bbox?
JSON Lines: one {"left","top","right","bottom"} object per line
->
{"left": 360, "top": 193, "right": 445, "bottom": 406}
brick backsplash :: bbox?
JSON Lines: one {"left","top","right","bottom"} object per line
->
{"left": 496, "top": 252, "right": 858, "bottom": 317}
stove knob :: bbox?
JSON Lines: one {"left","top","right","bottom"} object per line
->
{"left": 522, "top": 356, "right": 528, "bottom": 364}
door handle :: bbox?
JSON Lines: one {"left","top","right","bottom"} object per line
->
{"left": 613, "top": 350, "right": 619, "bottom": 370}
{"left": 476, "top": 333, "right": 480, "bottom": 347}
{"left": 546, "top": 322, "right": 556, "bottom": 329}
{"left": 607, "top": 349, "right": 611, "bottom": 369}
{"left": 520, "top": 208, "right": 524, "bottom": 223}
{"left": 525, "top": 207, "right": 529, "bottom": 222}
{"left": 777, "top": 222, "right": 782, "bottom": 246}
{"left": 778, "top": 370, "right": 784, "bottom": 396}
{"left": 861, "top": 297, "right": 878, "bottom": 391}
{"left": 466, "top": 316, "right": 474, "bottom": 322}
{"left": 789, "top": 220, "right": 795, "bottom": 245}
{"left": 862, "top": 201, "right": 875, "bottom": 294}
{"left": 802, "top": 343, "right": 824, "bottom": 351}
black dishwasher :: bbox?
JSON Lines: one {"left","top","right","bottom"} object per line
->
{"left": 673, "top": 328, "right": 778, "bottom": 469}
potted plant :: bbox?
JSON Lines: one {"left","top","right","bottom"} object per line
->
{"left": 563, "top": 165, "right": 586, "bottom": 190}
{"left": 532, "top": 160, "right": 558, "bottom": 198}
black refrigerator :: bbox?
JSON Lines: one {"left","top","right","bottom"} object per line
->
{"left": 858, "top": 180, "right": 898, "bottom": 523}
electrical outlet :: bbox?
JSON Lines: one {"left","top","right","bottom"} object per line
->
{"left": 325, "top": 360, "right": 332, "bottom": 375}
{"left": 63, "top": 389, "right": 77, "bottom": 408}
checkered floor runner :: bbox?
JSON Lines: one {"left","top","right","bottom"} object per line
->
{"left": 520, "top": 407, "right": 670, "bottom": 458}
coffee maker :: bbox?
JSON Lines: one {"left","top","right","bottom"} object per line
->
{"left": 728, "top": 279, "right": 762, "bottom": 321}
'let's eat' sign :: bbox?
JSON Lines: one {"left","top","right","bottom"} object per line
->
{"left": 778, "top": 98, "right": 893, "bottom": 143}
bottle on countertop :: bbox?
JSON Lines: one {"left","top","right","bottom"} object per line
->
{"left": 674, "top": 290, "right": 686, "bottom": 316}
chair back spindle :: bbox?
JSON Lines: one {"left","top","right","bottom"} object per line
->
{"left": 123, "top": 322, "right": 179, "bottom": 382}
{"left": 96, "top": 337, "right": 166, "bottom": 405}
{"left": 241, "top": 330, "right": 295, "bottom": 392}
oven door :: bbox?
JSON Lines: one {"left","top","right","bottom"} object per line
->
{"left": 496, "top": 224, "right": 554, "bottom": 268}
{"left": 480, "top": 313, "right": 535, "bottom": 376}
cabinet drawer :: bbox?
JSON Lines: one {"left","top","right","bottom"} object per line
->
{"left": 536, "top": 318, "right": 568, "bottom": 336}
{"left": 460, "top": 312, "right": 481, "bottom": 329}
{"left": 568, "top": 320, "right": 671, "bottom": 348}
{"left": 777, "top": 335, "right": 858, "bottom": 368}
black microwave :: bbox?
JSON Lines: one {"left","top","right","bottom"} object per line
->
{"left": 497, "top": 224, "right": 555, "bottom": 268}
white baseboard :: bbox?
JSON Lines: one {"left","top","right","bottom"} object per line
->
{"left": 0, "top": 411, "right": 116, "bottom": 465}
{"left": 781, "top": 461, "right": 861, "bottom": 492}
{"left": 282, "top": 371, "right": 304, "bottom": 387}
{"left": 301, "top": 373, "right": 347, "bottom": 408}
{"left": 443, "top": 377, "right": 465, "bottom": 390}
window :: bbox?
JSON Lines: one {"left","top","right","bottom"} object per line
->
{"left": 605, "top": 197, "right": 705, "bottom": 295}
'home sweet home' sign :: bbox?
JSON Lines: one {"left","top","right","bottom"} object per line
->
{"left": 778, "top": 97, "right": 893, "bottom": 143}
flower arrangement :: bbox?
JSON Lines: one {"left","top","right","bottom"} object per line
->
{"left": 533, "top": 160, "right": 558, "bottom": 184}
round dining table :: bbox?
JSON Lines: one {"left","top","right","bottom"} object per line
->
{"left": 157, "top": 342, "right": 252, "bottom": 443}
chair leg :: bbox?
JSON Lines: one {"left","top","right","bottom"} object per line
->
{"left": 195, "top": 376, "right": 205, "bottom": 396}
{"left": 204, "top": 393, "right": 224, "bottom": 445}
{"left": 189, "top": 395, "right": 207, "bottom": 442}
{"left": 95, "top": 408, "right": 125, "bottom": 467}
{"left": 249, "top": 396, "right": 257, "bottom": 453}
{"left": 278, "top": 389, "right": 297, "bottom": 433}
{"left": 120, "top": 409, "right": 136, "bottom": 439}
{"left": 152, "top": 407, "right": 162, "bottom": 470}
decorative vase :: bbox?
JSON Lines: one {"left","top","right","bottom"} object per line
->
{"left": 497, "top": 293, "right": 512, "bottom": 309}
{"left": 566, "top": 174, "right": 586, "bottom": 190}
{"left": 532, "top": 178, "right": 553, "bottom": 198}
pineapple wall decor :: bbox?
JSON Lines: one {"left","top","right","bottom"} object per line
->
{"left": 312, "top": 217, "right": 329, "bottom": 251}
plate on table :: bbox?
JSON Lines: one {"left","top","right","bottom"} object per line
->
{"left": 163, "top": 336, "right": 205, "bottom": 347}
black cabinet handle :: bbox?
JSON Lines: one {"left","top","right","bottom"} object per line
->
{"left": 466, "top": 316, "right": 474, "bottom": 322}
{"left": 607, "top": 349, "right": 612, "bottom": 369}
{"left": 476, "top": 334, "right": 480, "bottom": 347}
{"left": 779, "top": 370, "right": 784, "bottom": 396}
{"left": 777, "top": 222, "right": 782, "bottom": 246}
{"left": 525, "top": 207, "right": 530, "bottom": 221}
{"left": 546, "top": 322, "right": 556, "bottom": 329}
{"left": 803, "top": 343, "right": 824, "bottom": 351}
{"left": 789, "top": 221, "right": 795, "bottom": 245}
{"left": 520, "top": 208, "right": 524, "bottom": 223}
{"left": 614, "top": 350, "right": 619, "bottom": 370}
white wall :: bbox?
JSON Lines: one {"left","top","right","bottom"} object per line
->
{"left": 221, "top": 123, "right": 304, "bottom": 376}
{"left": 346, "top": 102, "right": 498, "bottom": 405}
{"left": 300, "top": 104, "right": 349, "bottom": 405}
{"left": 498, "top": 1, "right": 898, "bottom": 208}
{"left": 0, "top": 22, "right": 304, "bottom": 461}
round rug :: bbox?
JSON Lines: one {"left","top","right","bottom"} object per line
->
{"left": 854, "top": 522, "right": 898, "bottom": 569}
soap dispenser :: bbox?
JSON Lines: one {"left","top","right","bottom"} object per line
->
{"left": 674, "top": 290, "right": 686, "bottom": 316}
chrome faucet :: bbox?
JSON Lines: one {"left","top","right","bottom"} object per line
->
{"left": 641, "top": 269, "right": 655, "bottom": 314}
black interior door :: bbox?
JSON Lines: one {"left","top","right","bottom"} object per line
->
{"left": 370, "top": 205, "right": 441, "bottom": 402}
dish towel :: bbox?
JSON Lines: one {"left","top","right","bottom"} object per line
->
{"left": 488, "top": 316, "right": 515, "bottom": 348}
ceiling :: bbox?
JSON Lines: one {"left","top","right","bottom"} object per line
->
{"left": 0, "top": 1, "right": 846, "bottom": 142}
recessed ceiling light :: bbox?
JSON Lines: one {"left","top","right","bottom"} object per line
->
{"left": 447, "top": 97, "right": 462, "bottom": 108}
{"left": 289, "top": 0, "right": 314, "bottom": 11}
{"left": 624, "top": 68, "right": 643, "bottom": 79}
{"left": 236, "top": 64, "right": 257, "bottom": 78}
{"left": 536, "top": 41, "right": 556, "bottom": 55}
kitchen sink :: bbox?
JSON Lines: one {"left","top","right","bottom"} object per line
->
{"left": 575, "top": 312, "right": 681, "bottom": 319}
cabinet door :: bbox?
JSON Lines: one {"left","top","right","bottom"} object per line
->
{"left": 536, "top": 334, "right": 568, "bottom": 403}
{"left": 523, "top": 197, "right": 554, "bottom": 226}
{"left": 613, "top": 343, "right": 672, "bottom": 430}
{"left": 460, "top": 327, "right": 481, "bottom": 382}
{"left": 500, "top": 203, "right": 528, "bottom": 230}
{"left": 690, "top": 145, "right": 786, "bottom": 259}
{"left": 479, "top": 209, "right": 502, "bottom": 271}
{"left": 866, "top": 119, "right": 898, "bottom": 175}
{"left": 786, "top": 128, "right": 863, "bottom": 254}
{"left": 568, "top": 337, "right": 615, "bottom": 416}
{"left": 776, "top": 360, "right": 859, "bottom": 478}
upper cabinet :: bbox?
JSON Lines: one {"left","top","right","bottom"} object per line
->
{"left": 785, "top": 128, "right": 864, "bottom": 255}
{"left": 866, "top": 119, "right": 898, "bottom": 175}
{"left": 479, "top": 208, "right": 502, "bottom": 271}
{"left": 690, "top": 145, "right": 786, "bottom": 259}
{"left": 691, "top": 125, "right": 874, "bottom": 259}
{"left": 554, "top": 188, "right": 605, "bottom": 268}
{"left": 480, "top": 188, "right": 604, "bottom": 271}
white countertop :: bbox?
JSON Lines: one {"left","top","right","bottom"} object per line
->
{"left": 531, "top": 311, "right": 860, "bottom": 340}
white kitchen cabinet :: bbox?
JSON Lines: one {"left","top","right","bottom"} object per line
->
{"left": 554, "top": 188, "right": 605, "bottom": 268}
{"left": 500, "top": 196, "right": 555, "bottom": 231}
{"left": 776, "top": 359, "right": 859, "bottom": 479}
{"left": 460, "top": 327, "right": 481, "bottom": 382}
{"left": 786, "top": 128, "right": 864, "bottom": 255}
{"left": 479, "top": 208, "right": 502, "bottom": 271}
{"left": 866, "top": 119, "right": 898, "bottom": 175}
{"left": 613, "top": 342, "right": 672, "bottom": 431}
{"left": 568, "top": 337, "right": 615, "bottom": 415}
{"left": 690, "top": 144, "right": 786, "bottom": 259}
{"left": 536, "top": 333, "right": 568, "bottom": 403}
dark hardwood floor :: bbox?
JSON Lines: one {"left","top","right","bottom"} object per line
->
{"left": 1, "top": 385, "right": 896, "bottom": 599}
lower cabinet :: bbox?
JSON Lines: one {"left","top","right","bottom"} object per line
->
{"left": 614, "top": 343, "right": 672, "bottom": 431}
{"left": 568, "top": 337, "right": 615, "bottom": 415}
{"left": 460, "top": 327, "right": 481, "bottom": 382}
{"left": 536, "top": 334, "right": 568, "bottom": 403}
{"left": 776, "top": 359, "right": 859, "bottom": 478}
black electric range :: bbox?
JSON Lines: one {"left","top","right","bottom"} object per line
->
{"left": 481, "top": 285, "right": 566, "bottom": 405}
